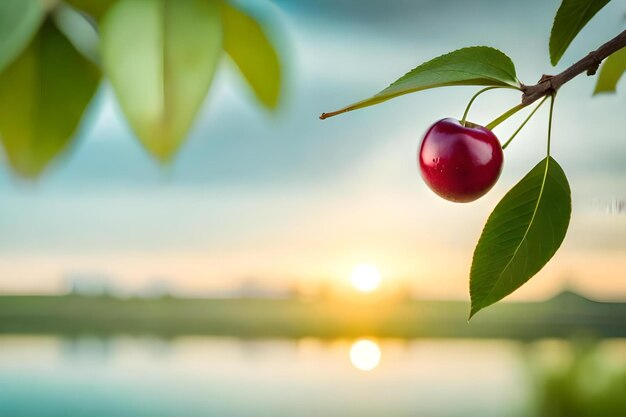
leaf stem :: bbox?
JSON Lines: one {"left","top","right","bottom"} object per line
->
{"left": 547, "top": 93, "right": 556, "bottom": 156}
{"left": 485, "top": 103, "right": 526, "bottom": 130}
{"left": 460, "top": 87, "right": 500, "bottom": 126}
{"left": 501, "top": 96, "right": 548, "bottom": 150}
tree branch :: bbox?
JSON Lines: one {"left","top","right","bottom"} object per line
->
{"left": 521, "top": 29, "right": 626, "bottom": 106}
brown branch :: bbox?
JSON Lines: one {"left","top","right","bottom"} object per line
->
{"left": 521, "top": 29, "right": 626, "bottom": 106}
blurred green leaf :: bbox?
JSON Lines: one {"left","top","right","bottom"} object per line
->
{"left": 549, "top": 0, "right": 611, "bottom": 66}
{"left": 594, "top": 46, "right": 626, "bottom": 94}
{"left": 470, "top": 157, "right": 571, "bottom": 318}
{"left": 221, "top": 2, "right": 281, "bottom": 109}
{"left": 0, "top": 19, "right": 100, "bottom": 178}
{"left": 0, "top": 0, "right": 45, "bottom": 73}
{"left": 321, "top": 46, "right": 520, "bottom": 119}
{"left": 101, "top": 0, "right": 222, "bottom": 161}
{"left": 53, "top": 3, "right": 101, "bottom": 64}
{"left": 64, "top": 0, "right": 117, "bottom": 21}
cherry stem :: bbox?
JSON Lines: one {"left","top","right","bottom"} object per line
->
{"left": 460, "top": 87, "right": 500, "bottom": 127}
{"left": 501, "top": 96, "right": 549, "bottom": 150}
{"left": 547, "top": 93, "right": 556, "bottom": 156}
{"left": 484, "top": 103, "right": 526, "bottom": 131}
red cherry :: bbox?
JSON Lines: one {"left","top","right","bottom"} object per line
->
{"left": 419, "top": 118, "right": 503, "bottom": 203}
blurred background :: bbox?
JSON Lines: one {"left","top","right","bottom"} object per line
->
{"left": 0, "top": 0, "right": 625, "bottom": 416}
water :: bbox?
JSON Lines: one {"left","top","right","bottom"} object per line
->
{"left": 0, "top": 336, "right": 624, "bottom": 416}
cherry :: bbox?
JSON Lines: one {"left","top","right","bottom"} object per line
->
{"left": 418, "top": 118, "right": 503, "bottom": 203}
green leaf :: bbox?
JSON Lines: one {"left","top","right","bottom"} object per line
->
{"left": 594, "top": 46, "right": 626, "bottom": 94}
{"left": 64, "top": 0, "right": 117, "bottom": 21}
{"left": 101, "top": 0, "right": 222, "bottom": 161}
{"left": 0, "top": 19, "right": 100, "bottom": 178}
{"left": 549, "top": 0, "right": 611, "bottom": 66}
{"left": 0, "top": 0, "right": 45, "bottom": 74}
{"left": 321, "top": 46, "right": 520, "bottom": 119}
{"left": 470, "top": 157, "right": 571, "bottom": 318}
{"left": 221, "top": 2, "right": 281, "bottom": 109}
{"left": 53, "top": 3, "right": 101, "bottom": 65}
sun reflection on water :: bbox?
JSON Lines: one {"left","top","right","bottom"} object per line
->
{"left": 349, "top": 339, "right": 381, "bottom": 371}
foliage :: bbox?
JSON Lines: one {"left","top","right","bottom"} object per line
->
{"left": 101, "top": 0, "right": 223, "bottom": 161}
{"left": 531, "top": 344, "right": 626, "bottom": 417}
{"left": 221, "top": 2, "right": 281, "bottom": 109}
{"left": 594, "top": 46, "right": 626, "bottom": 93}
{"left": 470, "top": 157, "right": 571, "bottom": 317}
{"left": 323, "top": 0, "right": 623, "bottom": 316}
{"left": 549, "top": 0, "right": 611, "bottom": 66}
{"left": 321, "top": 47, "right": 520, "bottom": 119}
{"left": 0, "top": 19, "right": 100, "bottom": 177}
{"left": 0, "top": 0, "right": 283, "bottom": 176}
{"left": 0, "top": 0, "right": 45, "bottom": 74}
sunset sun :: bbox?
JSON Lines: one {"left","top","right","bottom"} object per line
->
{"left": 350, "top": 264, "right": 382, "bottom": 293}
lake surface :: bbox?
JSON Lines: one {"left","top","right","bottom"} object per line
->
{"left": 0, "top": 336, "right": 624, "bottom": 416}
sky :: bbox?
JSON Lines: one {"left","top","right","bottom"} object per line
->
{"left": 0, "top": 0, "right": 625, "bottom": 300}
